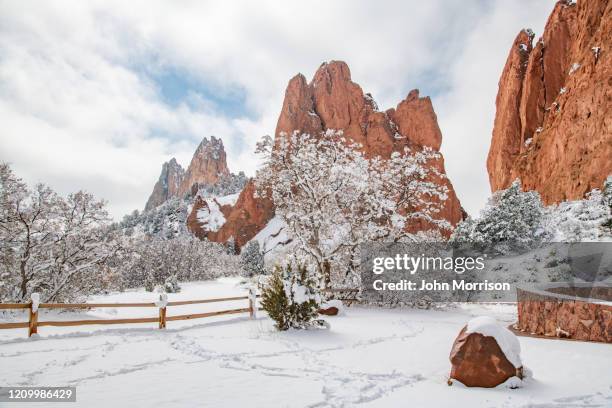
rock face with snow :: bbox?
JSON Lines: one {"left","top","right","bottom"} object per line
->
{"left": 449, "top": 316, "right": 524, "bottom": 388}
{"left": 145, "top": 158, "right": 185, "bottom": 211}
{"left": 187, "top": 180, "right": 275, "bottom": 249}
{"left": 487, "top": 0, "right": 611, "bottom": 204}
{"left": 276, "top": 60, "right": 464, "bottom": 232}
{"left": 179, "top": 136, "right": 230, "bottom": 197}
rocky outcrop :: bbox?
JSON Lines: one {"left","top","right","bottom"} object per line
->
{"left": 145, "top": 137, "right": 232, "bottom": 211}
{"left": 187, "top": 180, "right": 275, "bottom": 249}
{"left": 144, "top": 158, "right": 185, "bottom": 211}
{"left": 487, "top": 0, "right": 611, "bottom": 203}
{"left": 179, "top": 136, "right": 230, "bottom": 198}
{"left": 276, "top": 60, "right": 463, "bottom": 231}
{"left": 187, "top": 61, "right": 464, "bottom": 249}
{"left": 449, "top": 325, "right": 523, "bottom": 388}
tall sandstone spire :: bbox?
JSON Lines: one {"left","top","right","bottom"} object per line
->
{"left": 487, "top": 0, "right": 611, "bottom": 203}
{"left": 144, "top": 136, "right": 230, "bottom": 210}
{"left": 179, "top": 136, "right": 230, "bottom": 197}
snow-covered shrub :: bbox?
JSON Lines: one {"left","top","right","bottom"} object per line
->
{"left": 119, "top": 235, "right": 239, "bottom": 290}
{"left": 240, "top": 240, "right": 265, "bottom": 277}
{"left": 261, "top": 264, "right": 322, "bottom": 330}
{"left": 255, "top": 131, "right": 450, "bottom": 287}
{"left": 163, "top": 274, "right": 181, "bottom": 293}
{"left": 451, "top": 180, "right": 545, "bottom": 249}
{"left": 117, "top": 197, "right": 190, "bottom": 239}
{"left": 544, "top": 184, "right": 611, "bottom": 241}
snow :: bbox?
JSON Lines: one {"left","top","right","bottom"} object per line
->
{"left": 1, "top": 279, "right": 611, "bottom": 407}
{"left": 251, "top": 215, "right": 291, "bottom": 256}
{"left": 465, "top": 316, "right": 522, "bottom": 367}
{"left": 196, "top": 200, "right": 224, "bottom": 232}
{"left": 31, "top": 292, "right": 40, "bottom": 313}
{"left": 196, "top": 193, "right": 239, "bottom": 232}
{"left": 569, "top": 62, "right": 581, "bottom": 75}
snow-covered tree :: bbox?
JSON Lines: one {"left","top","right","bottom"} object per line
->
{"left": 451, "top": 179, "right": 545, "bottom": 248}
{"left": 255, "top": 131, "right": 450, "bottom": 287}
{"left": 240, "top": 240, "right": 265, "bottom": 277}
{"left": 0, "top": 164, "right": 120, "bottom": 302}
{"left": 118, "top": 197, "right": 189, "bottom": 239}
{"left": 118, "top": 235, "right": 239, "bottom": 290}
{"left": 452, "top": 177, "right": 612, "bottom": 245}
{"left": 544, "top": 184, "right": 611, "bottom": 241}
{"left": 260, "top": 263, "right": 321, "bottom": 330}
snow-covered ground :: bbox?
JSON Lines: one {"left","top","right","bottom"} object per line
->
{"left": 1, "top": 278, "right": 611, "bottom": 408}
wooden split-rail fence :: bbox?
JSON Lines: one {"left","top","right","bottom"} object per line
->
{"left": 0, "top": 290, "right": 260, "bottom": 337}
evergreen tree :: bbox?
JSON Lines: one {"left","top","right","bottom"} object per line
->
{"left": 240, "top": 240, "right": 265, "bottom": 277}
{"left": 261, "top": 264, "right": 321, "bottom": 330}
{"left": 451, "top": 179, "right": 544, "bottom": 248}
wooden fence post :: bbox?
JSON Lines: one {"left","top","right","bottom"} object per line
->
{"left": 28, "top": 293, "right": 40, "bottom": 337}
{"left": 156, "top": 294, "right": 168, "bottom": 329}
{"left": 248, "top": 288, "right": 257, "bottom": 319}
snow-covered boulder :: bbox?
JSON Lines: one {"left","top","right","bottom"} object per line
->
{"left": 449, "top": 316, "right": 525, "bottom": 388}
{"left": 319, "top": 300, "right": 345, "bottom": 316}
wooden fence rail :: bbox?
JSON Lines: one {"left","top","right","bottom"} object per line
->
{"left": 0, "top": 290, "right": 260, "bottom": 337}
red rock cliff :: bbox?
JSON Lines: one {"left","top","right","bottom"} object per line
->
{"left": 276, "top": 61, "right": 464, "bottom": 231}
{"left": 187, "top": 180, "right": 275, "bottom": 249}
{"left": 487, "top": 0, "right": 611, "bottom": 203}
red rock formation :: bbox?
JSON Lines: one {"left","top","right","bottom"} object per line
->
{"left": 188, "top": 60, "right": 465, "bottom": 248}
{"left": 487, "top": 0, "right": 611, "bottom": 203}
{"left": 179, "top": 136, "right": 230, "bottom": 198}
{"left": 276, "top": 60, "right": 463, "bottom": 231}
{"left": 449, "top": 326, "right": 524, "bottom": 388}
{"left": 187, "top": 180, "right": 275, "bottom": 249}
{"left": 144, "top": 158, "right": 185, "bottom": 211}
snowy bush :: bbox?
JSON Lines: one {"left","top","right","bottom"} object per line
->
{"left": 240, "top": 240, "right": 265, "bottom": 277}
{"left": 544, "top": 183, "right": 611, "bottom": 241}
{"left": 118, "top": 235, "right": 239, "bottom": 290}
{"left": 451, "top": 180, "right": 545, "bottom": 249}
{"left": 162, "top": 274, "right": 181, "bottom": 293}
{"left": 261, "top": 263, "right": 322, "bottom": 330}
{"left": 255, "top": 131, "right": 450, "bottom": 287}
{"left": 118, "top": 197, "right": 189, "bottom": 239}
{"left": 452, "top": 177, "right": 612, "bottom": 245}
{"left": 0, "top": 164, "right": 121, "bottom": 303}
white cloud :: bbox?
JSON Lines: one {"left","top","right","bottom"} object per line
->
{"left": 0, "top": 0, "right": 553, "bottom": 219}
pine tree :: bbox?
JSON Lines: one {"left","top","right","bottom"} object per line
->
{"left": 240, "top": 240, "right": 265, "bottom": 277}
{"left": 261, "top": 264, "right": 321, "bottom": 330}
{"left": 260, "top": 265, "right": 290, "bottom": 330}
{"left": 451, "top": 179, "right": 545, "bottom": 248}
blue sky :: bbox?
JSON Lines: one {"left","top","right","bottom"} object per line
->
{"left": 0, "top": 0, "right": 554, "bottom": 219}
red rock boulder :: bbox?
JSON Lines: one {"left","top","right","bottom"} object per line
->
{"left": 449, "top": 319, "right": 524, "bottom": 388}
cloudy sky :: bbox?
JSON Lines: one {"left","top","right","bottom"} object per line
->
{"left": 0, "top": 0, "right": 554, "bottom": 219}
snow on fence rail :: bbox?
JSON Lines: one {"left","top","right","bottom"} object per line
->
{"left": 0, "top": 289, "right": 260, "bottom": 337}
